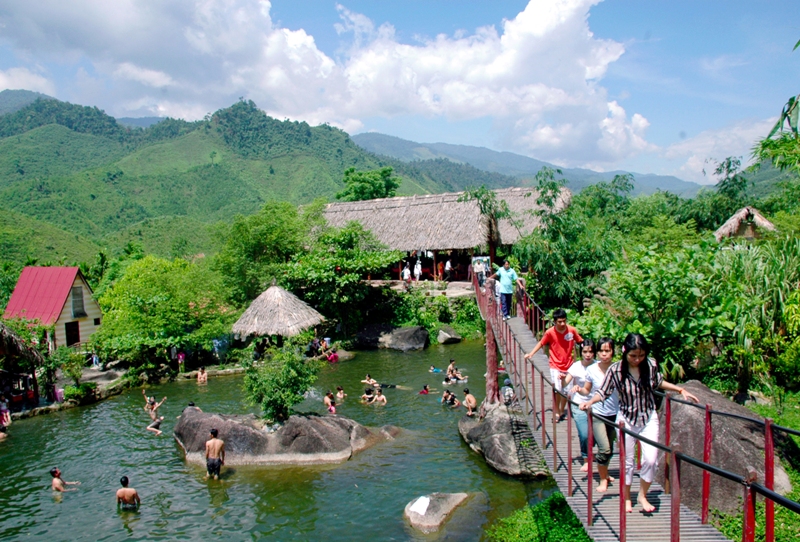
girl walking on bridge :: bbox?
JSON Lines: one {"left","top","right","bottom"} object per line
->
{"left": 581, "top": 333, "right": 699, "bottom": 513}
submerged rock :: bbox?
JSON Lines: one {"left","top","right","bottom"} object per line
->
{"left": 657, "top": 380, "right": 793, "bottom": 515}
{"left": 437, "top": 325, "right": 462, "bottom": 344}
{"left": 458, "top": 401, "right": 548, "bottom": 477}
{"left": 378, "top": 326, "right": 429, "bottom": 351}
{"left": 174, "top": 408, "right": 395, "bottom": 465}
{"left": 404, "top": 492, "right": 471, "bottom": 533}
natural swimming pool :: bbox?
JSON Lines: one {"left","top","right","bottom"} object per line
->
{"left": 0, "top": 341, "right": 554, "bottom": 541}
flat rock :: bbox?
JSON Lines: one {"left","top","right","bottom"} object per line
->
{"left": 174, "top": 408, "right": 390, "bottom": 465}
{"left": 657, "top": 380, "right": 793, "bottom": 515}
{"left": 437, "top": 324, "right": 462, "bottom": 344}
{"left": 404, "top": 492, "right": 471, "bottom": 533}
{"left": 459, "top": 401, "right": 548, "bottom": 477}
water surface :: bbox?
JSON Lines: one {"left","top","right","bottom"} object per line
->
{"left": 0, "top": 341, "right": 554, "bottom": 541}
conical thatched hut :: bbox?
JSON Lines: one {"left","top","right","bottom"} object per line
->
{"left": 714, "top": 206, "right": 777, "bottom": 242}
{"left": 0, "top": 321, "right": 45, "bottom": 367}
{"left": 233, "top": 285, "right": 324, "bottom": 338}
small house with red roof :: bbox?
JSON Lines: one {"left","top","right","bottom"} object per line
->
{"left": 3, "top": 267, "right": 102, "bottom": 350}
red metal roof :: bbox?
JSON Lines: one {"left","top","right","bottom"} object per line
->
{"left": 3, "top": 267, "right": 81, "bottom": 325}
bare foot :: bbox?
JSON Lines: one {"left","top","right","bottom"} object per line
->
{"left": 580, "top": 461, "right": 589, "bottom": 472}
{"left": 155, "top": 430, "right": 163, "bottom": 436}
{"left": 625, "top": 499, "right": 633, "bottom": 513}
{"left": 637, "top": 495, "right": 656, "bottom": 513}
{"left": 597, "top": 479, "right": 609, "bottom": 493}
{"left": 213, "top": 474, "right": 219, "bottom": 481}
{"left": 608, "top": 476, "right": 615, "bottom": 483}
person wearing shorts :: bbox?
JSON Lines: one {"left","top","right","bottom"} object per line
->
{"left": 205, "top": 428, "right": 225, "bottom": 480}
{"left": 523, "top": 308, "right": 582, "bottom": 421}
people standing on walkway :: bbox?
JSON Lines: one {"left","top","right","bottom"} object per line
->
{"left": 444, "top": 258, "right": 453, "bottom": 282}
{"left": 577, "top": 337, "right": 619, "bottom": 493}
{"left": 488, "top": 261, "right": 524, "bottom": 321}
{"left": 402, "top": 262, "right": 412, "bottom": 290}
{"left": 414, "top": 258, "right": 422, "bottom": 282}
{"left": 473, "top": 258, "right": 486, "bottom": 288}
{"left": 116, "top": 476, "right": 141, "bottom": 510}
{"left": 581, "top": 333, "right": 699, "bottom": 513}
{"left": 562, "top": 339, "right": 596, "bottom": 472}
{"left": 524, "top": 308, "right": 581, "bottom": 421}
{"left": 205, "top": 428, "right": 225, "bottom": 480}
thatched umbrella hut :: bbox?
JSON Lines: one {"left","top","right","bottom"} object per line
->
{"left": 714, "top": 206, "right": 777, "bottom": 242}
{"left": 0, "top": 321, "right": 45, "bottom": 400}
{"left": 232, "top": 285, "right": 325, "bottom": 341}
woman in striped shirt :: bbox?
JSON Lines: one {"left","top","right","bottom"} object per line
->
{"left": 581, "top": 333, "right": 698, "bottom": 513}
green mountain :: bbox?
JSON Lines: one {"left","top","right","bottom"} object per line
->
{"left": 0, "top": 97, "right": 523, "bottom": 265}
{"left": 352, "top": 132, "right": 705, "bottom": 197}
{"left": 0, "top": 208, "right": 100, "bottom": 264}
{"left": 0, "top": 89, "right": 56, "bottom": 116}
{"left": 116, "top": 116, "right": 165, "bottom": 129}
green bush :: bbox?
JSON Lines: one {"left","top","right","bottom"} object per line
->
{"left": 487, "top": 493, "right": 590, "bottom": 542}
{"left": 50, "top": 346, "right": 85, "bottom": 386}
{"left": 63, "top": 382, "right": 98, "bottom": 403}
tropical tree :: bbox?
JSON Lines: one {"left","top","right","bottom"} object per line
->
{"left": 458, "top": 185, "right": 518, "bottom": 263}
{"left": 335, "top": 167, "right": 400, "bottom": 201}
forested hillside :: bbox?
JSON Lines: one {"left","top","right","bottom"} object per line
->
{"left": 0, "top": 97, "right": 520, "bottom": 265}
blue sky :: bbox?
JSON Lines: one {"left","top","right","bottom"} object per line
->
{"left": 0, "top": 0, "right": 797, "bottom": 183}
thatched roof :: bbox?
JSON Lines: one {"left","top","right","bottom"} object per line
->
{"left": 322, "top": 187, "right": 571, "bottom": 252}
{"left": 232, "top": 285, "right": 324, "bottom": 338}
{"left": 0, "top": 321, "right": 45, "bottom": 367}
{"left": 714, "top": 206, "right": 777, "bottom": 242}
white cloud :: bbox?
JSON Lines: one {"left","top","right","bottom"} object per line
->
{"left": 662, "top": 118, "right": 775, "bottom": 183}
{"left": 0, "top": 67, "right": 55, "bottom": 95}
{"left": 114, "top": 63, "right": 174, "bottom": 88}
{"left": 0, "top": 0, "right": 652, "bottom": 166}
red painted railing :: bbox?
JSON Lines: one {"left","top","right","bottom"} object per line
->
{"left": 473, "top": 276, "right": 800, "bottom": 542}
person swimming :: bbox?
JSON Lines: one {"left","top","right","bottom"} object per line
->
{"left": 360, "top": 388, "right": 374, "bottom": 402}
{"left": 336, "top": 386, "right": 346, "bottom": 400}
{"left": 429, "top": 366, "right": 442, "bottom": 373}
{"left": 361, "top": 374, "right": 379, "bottom": 387}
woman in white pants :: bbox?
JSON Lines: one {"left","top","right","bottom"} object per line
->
{"left": 581, "top": 333, "right": 698, "bottom": 513}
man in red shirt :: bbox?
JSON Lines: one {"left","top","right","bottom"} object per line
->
{"left": 524, "top": 308, "right": 582, "bottom": 421}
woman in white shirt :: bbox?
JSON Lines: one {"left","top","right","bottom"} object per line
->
{"left": 562, "top": 339, "right": 596, "bottom": 472}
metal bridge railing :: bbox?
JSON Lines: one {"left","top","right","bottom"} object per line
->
{"left": 473, "top": 275, "right": 800, "bottom": 542}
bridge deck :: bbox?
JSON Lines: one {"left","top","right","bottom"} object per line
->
{"left": 497, "top": 316, "right": 729, "bottom": 542}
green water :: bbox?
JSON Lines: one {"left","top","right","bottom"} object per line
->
{"left": 0, "top": 341, "right": 554, "bottom": 541}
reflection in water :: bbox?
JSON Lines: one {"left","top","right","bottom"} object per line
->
{"left": 0, "top": 341, "right": 551, "bottom": 540}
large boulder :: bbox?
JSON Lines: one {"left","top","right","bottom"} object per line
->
{"left": 657, "top": 380, "right": 793, "bottom": 515}
{"left": 355, "top": 324, "right": 395, "bottom": 349}
{"left": 404, "top": 493, "right": 471, "bottom": 533}
{"left": 378, "top": 326, "right": 430, "bottom": 351}
{"left": 458, "top": 401, "right": 548, "bottom": 477}
{"left": 437, "top": 325, "right": 462, "bottom": 344}
{"left": 174, "top": 408, "right": 393, "bottom": 465}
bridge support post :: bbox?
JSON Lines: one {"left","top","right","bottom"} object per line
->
{"left": 485, "top": 290, "right": 499, "bottom": 404}
{"left": 765, "top": 419, "right": 775, "bottom": 542}
{"left": 671, "top": 444, "right": 682, "bottom": 542}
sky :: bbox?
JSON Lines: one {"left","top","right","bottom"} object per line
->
{"left": 0, "top": 0, "right": 797, "bottom": 184}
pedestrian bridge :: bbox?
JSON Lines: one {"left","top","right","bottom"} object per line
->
{"left": 473, "top": 277, "right": 800, "bottom": 542}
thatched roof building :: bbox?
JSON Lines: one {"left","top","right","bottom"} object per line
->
{"left": 0, "top": 321, "right": 45, "bottom": 367}
{"left": 714, "top": 206, "right": 777, "bottom": 242}
{"left": 233, "top": 285, "right": 324, "bottom": 338}
{"left": 322, "top": 187, "right": 571, "bottom": 252}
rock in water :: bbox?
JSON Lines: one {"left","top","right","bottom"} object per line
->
{"left": 458, "top": 401, "right": 548, "bottom": 477}
{"left": 378, "top": 326, "right": 429, "bottom": 351}
{"left": 174, "top": 408, "right": 393, "bottom": 465}
{"left": 657, "top": 380, "right": 793, "bottom": 515}
{"left": 404, "top": 493, "right": 470, "bottom": 533}
{"left": 437, "top": 324, "right": 462, "bottom": 344}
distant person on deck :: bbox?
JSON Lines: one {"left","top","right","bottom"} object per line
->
{"left": 402, "top": 263, "right": 412, "bottom": 290}
{"left": 474, "top": 258, "right": 486, "bottom": 288}
{"left": 437, "top": 261, "right": 444, "bottom": 281}
{"left": 444, "top": 259, "right": 453, "bottom": 282}
{"left": 524, "top": 308, "right": 581, "bottom": 422}
{"left": 414, "top": 258, "right": 422, "bottom": 282}
{"left": 116, "top": 476, "right": 140, "bottom": 510}
{"left": 488, "top": 261, "right": 524, "bottom": 321}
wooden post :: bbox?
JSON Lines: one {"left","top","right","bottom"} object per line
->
{"left": 433, "top": 251, "right": 438, "bottom": 281}
{"left": 485, "top": 286, "right": 499, "bottom": 404}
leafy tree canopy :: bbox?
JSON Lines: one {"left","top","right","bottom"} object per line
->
{"left": 335, "top": 167, "right": 400, "bottom": 201}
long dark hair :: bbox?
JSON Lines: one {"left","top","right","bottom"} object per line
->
{"left": 621, "top": 333, "right": 651, "bottom": 392}
{"left": 579, "top": 338, "right": 596, "bottom": 355}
